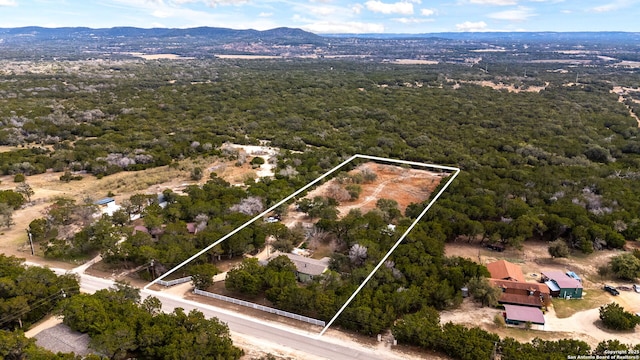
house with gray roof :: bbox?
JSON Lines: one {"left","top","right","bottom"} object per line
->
{"left": 282, "top": 253, "right": 330, "bottom": 283}
{"left": 33, "top": 323, "right": 91, "bottom": 356}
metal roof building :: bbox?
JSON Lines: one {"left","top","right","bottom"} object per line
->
{"left": 487, "top": 260, "right": 526, "bottom": 282}
{"left": 541, "top": 271, "right": 583, "bottom": 299}
{"left": 503, "top": 304, "right": 545, "bottom": 326}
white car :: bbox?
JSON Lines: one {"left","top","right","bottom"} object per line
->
{"left": 634, "top": 284, "right": 640, "bottom": 293}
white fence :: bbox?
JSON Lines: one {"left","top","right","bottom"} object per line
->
{"left": 193, "top": 288, "right": 325, "bottom": 327}
{"left": 156, "top": 276, "right": 192, "bottom": 287}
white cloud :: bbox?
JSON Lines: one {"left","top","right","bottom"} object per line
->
{"left": 352, "top": 3, "right": 364, "bottom": 14}
{"left": 489, "top": 6, "right": 535, "bottom": 21}
{"left": 365, "top": 0, "right": 414, "bottom": 15}
{"left": 308, "top": 5, "right": 336, "bottom": 16}
{"left": 394, "top": 17, "right": 433, "bottom": 23}
{"left": 590, "top": 0, "right": 636, "bottom": 13}
{"left": 152, "top": 8, "right": 174, "bottom": 18}
{"left": 108, "top": 0, "right": 278, "bottom": 29}
{"left": 0, "top": 0, "right": 17, "bottom": 6}
{"left": 301, "top": 21, "right": 385, "bottom": 33}
{"left": 170, "top": 0, "right": 248, "bottom": 6}
{"left": 204, "top": 0, "right": 248, "bottom": 6}
{"left": 591, "top": 3, "right": 616, "bottom": 12}
{"left": 421, "top": 8, "right": 435, "bottom": 15}
{"left": 259, "top": 12, "right": 273, "bottom": 17}
{"left": 455, "top": 20, "right": 488, "bottom": 31}
{"left": 469, "top": 0, "right": 517, "bottom": 5}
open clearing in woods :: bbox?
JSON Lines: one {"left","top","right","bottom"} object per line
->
{"left": 283, "top": 161, "right": 445, "bottom": 228}
{"left": 0, "top": 154, "right": 260, "bottom": 262}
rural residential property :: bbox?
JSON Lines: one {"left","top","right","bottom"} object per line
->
{"left": 487, "top": 260, "right": 551, "bottom": 308}
{"left": 541, "top": 271, "right": 583, "bottom": 299}
{"left": 2, "top": 18, "right": 640, "bottom": 360}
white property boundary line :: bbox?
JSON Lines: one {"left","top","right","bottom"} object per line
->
{"left": 144, "top": 154, "right": 460, "bottom": 336}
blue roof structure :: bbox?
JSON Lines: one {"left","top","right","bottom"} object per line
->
{"left": 545, "top": 280, "right": 560, "bottom": 292}
{"left": 94, "top": 197, "right": 115, "bottom": 205}
{"left": 566, "top": 271, "right": 581, "bottom": 282}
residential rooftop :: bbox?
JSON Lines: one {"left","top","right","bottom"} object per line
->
{"left": 283, "top": 253, "right": 330, "bottom": 276}
{"left": 541, "top": 270, "right": 583, "bottom": 289}
{"left": 504, "top": 304, "right": 545, "bottom": 325}
{"left": 94, "top": 197, "right": 115, "bottom": 205}
{"left": 487, "top": 260, "right": 526, "bottom": 282}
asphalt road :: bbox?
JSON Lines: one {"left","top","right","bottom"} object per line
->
{"left": 150, "top": 291, "right": 385, "bottom": 360}
{"left": 41, "top": 267, "right": 405, "bottom": 360}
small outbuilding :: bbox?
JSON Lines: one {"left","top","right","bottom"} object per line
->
{"left": 503, "top": 304, "right": 545, "bottom": 328}
{"left": 541, "top": 271, "right": 583, "bottom": 299}
{"left": 94, "top": 197, "right": 119, "bottom": 216}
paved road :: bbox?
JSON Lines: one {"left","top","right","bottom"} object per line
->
{"left": 151, "top": 291, "right": 385, "bottom": 360}
{"left": 38, "top": 266, "right": 406, "bottom": 360}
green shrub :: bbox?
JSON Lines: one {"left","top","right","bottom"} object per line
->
{"left": 250, "top": 157, "right": 265, "bottom": 166}
{"left": 599, "top": 302, "right": 640, "bottom": 331}
{"left": 548, "top": 239, "right": 570, "bottom": 258}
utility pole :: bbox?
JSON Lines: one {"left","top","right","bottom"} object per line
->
{"left": 150, "top": 259, "right": 156, "bottom": 279}
{"left": 491, "top": 341, "right": 499, "bottom": 360}
{"left": 27, "top": 230, "right": 35, "bottom": 256}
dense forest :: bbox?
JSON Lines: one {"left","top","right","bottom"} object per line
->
{"left": 3, "top": 59, "right": 640, "bottom": 254}
{"left": 3, "top": 58, "right": 640, "bottom": 358}
{"left": 0, "top": 254, "right": 242, "bottom": 359}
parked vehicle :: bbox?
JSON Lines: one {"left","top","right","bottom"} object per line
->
{"left": 634, "top": 284, "right": 640, "bottom": 293}
{"left": 485, "top": 244, "right": 505, "bottom": 252}
{"left": 604, "top": 285, "right": 620, "bottom": 296}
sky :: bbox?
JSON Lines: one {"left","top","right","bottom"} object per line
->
{"left": 0, "top": 0, "right": 639, "bottom": 34}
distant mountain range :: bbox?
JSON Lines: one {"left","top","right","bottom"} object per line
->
{"left": 0, "top": 26, "right": 326, "bottom": 45}
{"left": 3, "top": 26, "right": 639, "bottom": 41}
{"left": 1, "top": 26, "right": 639, "bottom": 61}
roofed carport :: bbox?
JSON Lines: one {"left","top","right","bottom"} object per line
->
{"left": 503, "top": 304, "right": 545, "bottom": 326}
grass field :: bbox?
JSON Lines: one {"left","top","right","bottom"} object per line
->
{"left": 551, "top": 290, "right": 611, "bottom": 318}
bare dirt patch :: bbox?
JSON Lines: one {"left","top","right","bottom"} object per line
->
{"left": 393, "top": 59, "right": 439, "bottom": 65}
{"left": 125, "top": 52, "right": 195, "bottom": 60}
{"left": 611, "top": 86, "right": 640, "bottom": 127}
{"left": 282, "top": 162, "right": 444, "bottom": 230}
{"left": 0, "top": 155, "right": 262, "bottom": 266}
{"left": 462, "top": 80, "right": 548, "bottom": 93}
{"left": 338, "top": 163, "right": 443, "bottom": 216}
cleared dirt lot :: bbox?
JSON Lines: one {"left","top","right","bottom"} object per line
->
{"left": 284, "top": 162, "right": 445, "bottom": 225}
{"left": 339, "top": 162, "right": 444, "bottom": 216}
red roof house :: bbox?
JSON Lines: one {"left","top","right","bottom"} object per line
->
{"left": 487, "top": 260, "right": 525, "bottom": 282}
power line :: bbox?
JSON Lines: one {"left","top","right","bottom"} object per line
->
{"left": 0, "top": 287, "right": 77, "bottom": 328}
